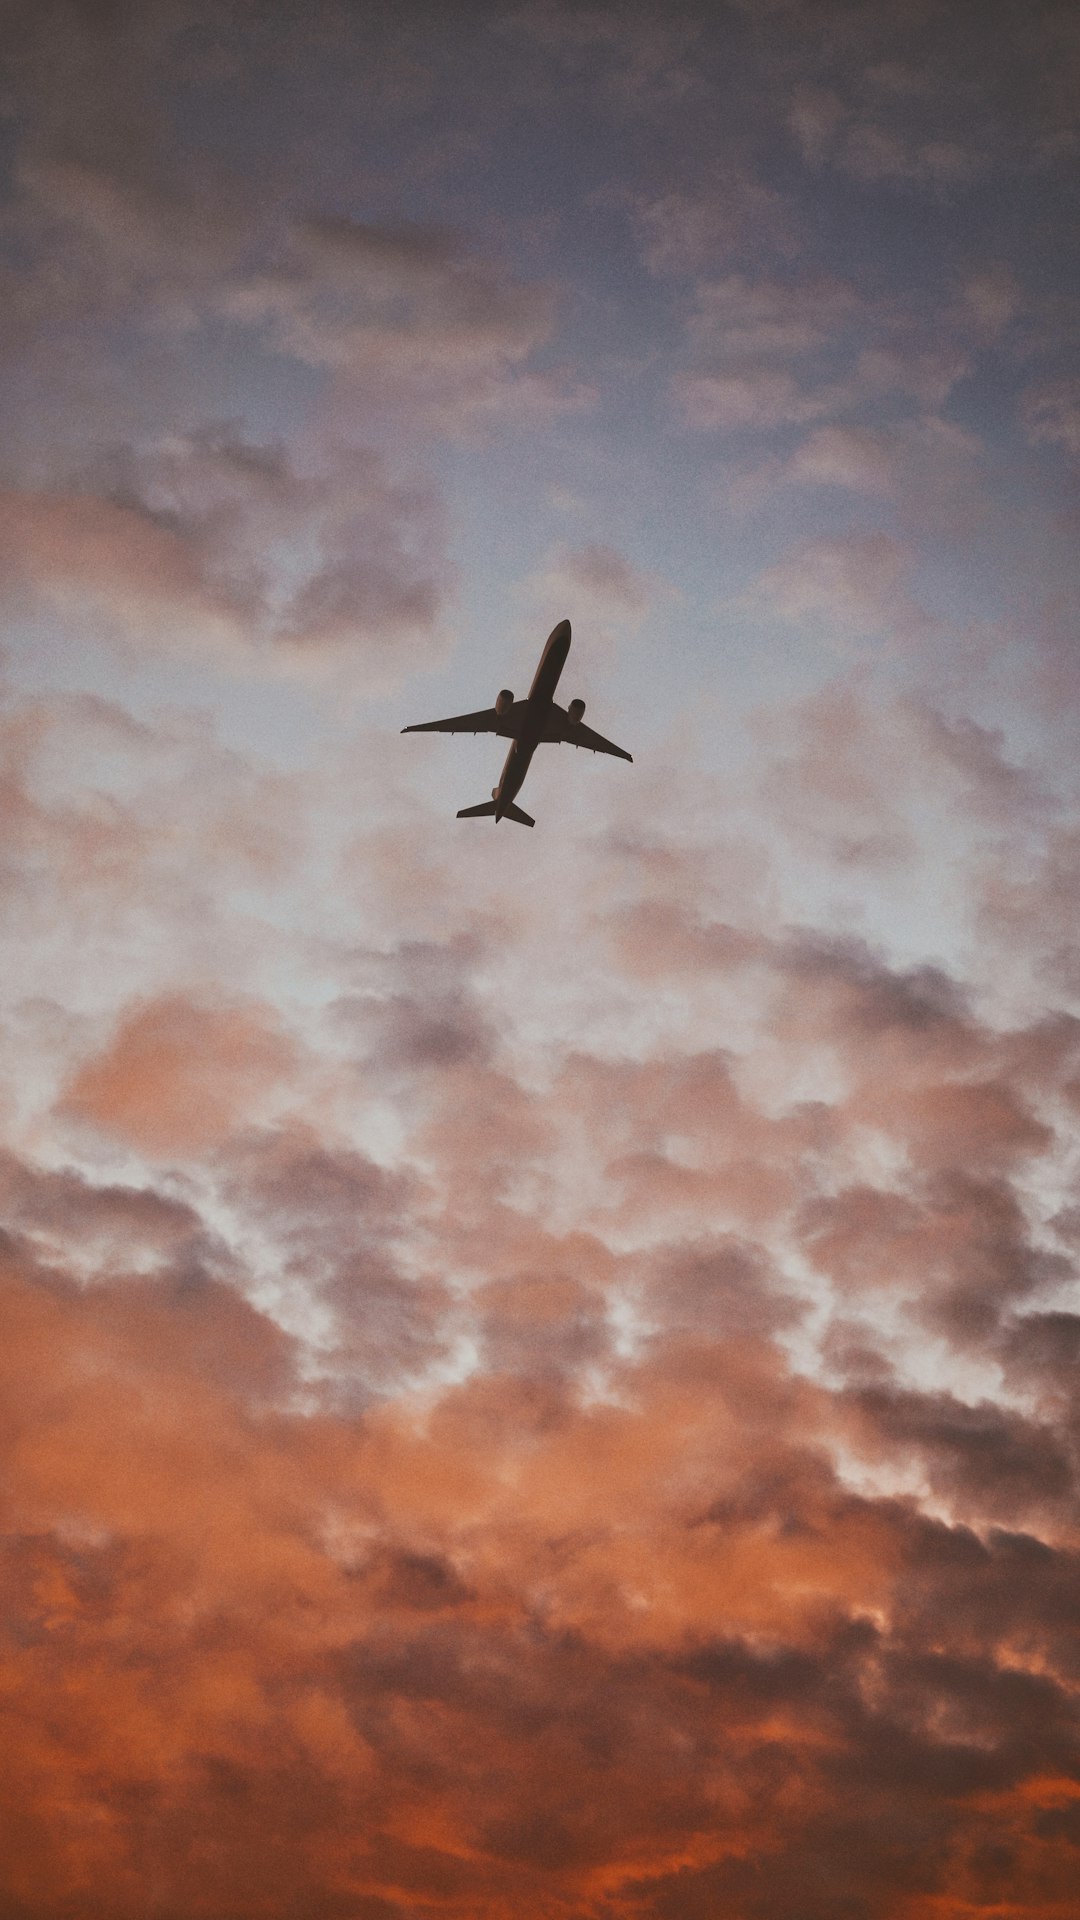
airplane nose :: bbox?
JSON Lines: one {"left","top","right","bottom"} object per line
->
{"left": 550, "top": 618, "right": 571, "bottom": 644}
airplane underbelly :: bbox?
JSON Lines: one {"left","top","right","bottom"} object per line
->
{"left": 527, "top": 621, "right": 571, "bottom": 702}
{"left": 499, "top": 739, "right": 533, "bottom": 799}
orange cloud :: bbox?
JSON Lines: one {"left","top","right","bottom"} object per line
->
{"left": 60, "top": 993, "right": 296, "bottom": 1156}
{"left": 2, "top": 1208, "right": 1078, "bottom": 1920}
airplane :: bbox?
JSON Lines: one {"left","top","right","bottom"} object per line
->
{"left": 401, "top": 618, "right": 632, "bottom": 826}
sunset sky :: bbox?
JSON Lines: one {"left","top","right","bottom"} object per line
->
{"left": 3, "top": 3, "right": 1080, "bottom": 1916}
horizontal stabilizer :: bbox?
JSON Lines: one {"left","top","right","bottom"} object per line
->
{"left": 456, "top": 800, "right": 535, "bottom": 826}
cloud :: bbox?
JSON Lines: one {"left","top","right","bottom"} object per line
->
{"left": 3, "top": 836, "right": 1080, "bottom": 1914}
{"left": 222, "top": 216, "right": 585, "bottom": 431}
{"left": 679, "top": 365, "right": 825, "bottom": 433}
{"left": 2, "top": 4, "right": 1080, "bottom": 1916}
{"left": 1020, "top": 379, "right": 1080, "bottom": 460}
{"left": 781, "top": 3, "right": 1078, "bottom": 194}
{"left": 220, "top": 1121, "right": 451, "bottom": 1397}
{"left": 0, "top": 686, "right": 308, "bottom": 1035}
{"left": 626, "top": 170, "right": 792, "bottom": 277}
{"left": 59, "top": 992, "right": 297, "bottom": 1156}
{"left": 0, "top": 434, "right": 452, "bottom": 681}
{"left": 786, "top": 423, "right": 897, "bottom": 493}
{"left": 0, "top": 0, "right": 260, "bottom": 369}
{"left": 0, "top": 7, "right": 585, "bottom": 465}
{"left": 0, "top": 1147, "right": 228, "bottom": 1284}
{"left": 675, "top": 274, "right": 858, "bottom": 432}
{"left": 2, "top": 1179, "right": 1078, "bottom": 1918}
{"left": 958, "top": 265, "right": 1022, "bottom": 341}
{"left": 843, "top": 1381, "right": 1075, "bottom": 1526}
{"left": 500, "top": 3, "right": 706, "bottom": 111}
{"left": 748, "top": 531, "right": 920, "bottom": 642}
{"left": 520, "top": 540, "right": 669, "bottom": 667}
{"left": 335, "top": 936, "right": 497, "bottom": 1078}
{"left": 911, "top": 702, "right": 1049, "bottom": 824}
{"left": 776, "top": 416, "right": 988, "bottom": 539}
{"left": 844, "top": 123, "right": 989, "bottom": 191}
{"left": 788, "top": 84, "right": 847, "bottom": 168}
{"left": 756, "top": 681, "right": 916, "bottom": 868}
{"left": 749, "top": 683, "right": 1050, "bottom": 890}
{"left": 674, "top": 275, "right": 971, "bottom": 437}
{"left": 976, "top": 823, "right": 1080, "bottom": 994}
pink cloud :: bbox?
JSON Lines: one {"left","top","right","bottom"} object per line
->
{"left": 60, "top": 993, "right": 296, "bottom": 1156}
{"left": 750, "top": 531, "right": 919, "bottom": 641}
{"left": 0, "top": 436, "right": 453, "bottom": 682}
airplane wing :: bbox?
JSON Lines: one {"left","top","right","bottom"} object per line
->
{"left": 543, "top": 704, "right": 633, "bottom": 762}
{"left": 402, "top": 707, "right": 508, "bottom": 737}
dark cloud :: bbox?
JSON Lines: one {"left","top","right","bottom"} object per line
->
{"left": 333, "top": 936, "right": 498, "bottom": 1075}
{"left": 220, "top": 1123, "right": 451, "bottom": 1397}
{"left": 772, "top": 0, "right": 1080, "bottom": 191}
{"left": 0, "top": 1148, "right": 224, "bottom": 1277}
{"left": 801, "top": 1169, "right": 1065, "bottom": 1343}
{"left": 640, "top": 1234, "right": 801, "bottom": 1341}
{"left": 847, "top": 1382, "right": 1076, "bottom": 1525}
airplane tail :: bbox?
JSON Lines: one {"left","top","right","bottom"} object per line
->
{"left": 456, "top": 800, "right": 534, "bottom": 827}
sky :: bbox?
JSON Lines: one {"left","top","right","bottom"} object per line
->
{"left": 2, "top": 1, "right": 1080, "bottom": 1915}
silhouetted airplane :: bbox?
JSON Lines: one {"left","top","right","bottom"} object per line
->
{"left": 402, "top": 619, "right": 632, "bottom": 826}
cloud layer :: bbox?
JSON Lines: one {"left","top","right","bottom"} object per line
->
{"left": 2, "top": 2, "right": 1079, "bottom": 1916}
{"left": 4, "top": 713, "right": 1080, "bottom": 1914}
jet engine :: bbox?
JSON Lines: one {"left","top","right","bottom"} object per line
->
{"left": 567, "top": 698, "right": 586, "bottom": 724}
{"left": 495, "top": 689, "right": 514, "bottom": 715}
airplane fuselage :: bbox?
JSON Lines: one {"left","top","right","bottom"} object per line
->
{"left": 492, "top": 618, "right": 571, "bottom": 819}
